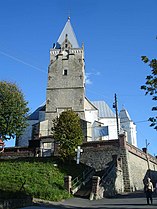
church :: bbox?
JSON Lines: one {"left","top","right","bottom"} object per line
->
{"left": 16, "top": 18, "right": 137, "bottom": 155}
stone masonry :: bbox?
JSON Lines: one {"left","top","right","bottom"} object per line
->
{"left": 45, "top": 40, "right": 85, "bottom": 132}
{"left": 80, "top": 134, "right": 157, "bottom": 196}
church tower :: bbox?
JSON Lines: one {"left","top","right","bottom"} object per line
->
{"left": 119, "top": 107, "right": 137, "bottom": 147}
{"left": 45, "top": 17, "right": 85, "bottom": 130}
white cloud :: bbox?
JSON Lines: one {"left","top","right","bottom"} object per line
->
{"left": 85, "top": 71, "right": 100, "bottom": 85}
{"left": 85, "top": 73, "right": 92, "bottom": 85}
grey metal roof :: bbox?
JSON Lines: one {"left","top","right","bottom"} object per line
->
{"left": 92, "top": 101, "right": 115, "bottom": 118}
{"left": 56, "top": 17, "right": 79, "bottom": 48}
{"left": 28, "top": 105, "right": 46, "bottom": 120}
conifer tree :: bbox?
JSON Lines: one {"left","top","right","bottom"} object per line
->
{"left": 52, "top": 110, "right": 83, "bottom": 161}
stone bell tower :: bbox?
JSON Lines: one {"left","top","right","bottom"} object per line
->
{"left": 45, "top": 17, "right": 85, "bottom": 130}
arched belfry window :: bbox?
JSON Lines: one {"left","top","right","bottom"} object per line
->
{"left": 63, "top": 69, "right": 68, "bottom": 76}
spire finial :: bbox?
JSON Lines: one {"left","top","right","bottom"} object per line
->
{"left": 68, "top": 16, "right": 70, "bottom": 21}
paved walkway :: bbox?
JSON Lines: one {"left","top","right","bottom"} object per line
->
{"left": 20, "top": 192, "right": 157, "bottom": 209}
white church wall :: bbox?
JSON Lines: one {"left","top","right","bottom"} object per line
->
{"left": 119, "top": 108, "right": 137, "bottom": 147}
{"left": 99, "top": 118, "right": 118, "bottom": 140}
{"left": 120, "top": 121, "right": 137, "bottom": 147}
{"left": 85, "top": 108, "right": 99, "bottom": 142}
{"left": 131, "top": 123, "right": 137, "bottom": 147}
{"left": 39, "top": 120, "right": 49, "bottom": 137}
{"left": 86, "top": 122, "right": 93, "bottom": 141}
{"left": 85, "top": 109, "right": 98, "bottom": 123}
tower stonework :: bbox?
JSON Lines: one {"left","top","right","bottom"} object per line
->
{"left": 45, "top": 18, "right": 85, "bottom": 130}
{"left": 16, "top": 18, "right": 138, "bottom": 148}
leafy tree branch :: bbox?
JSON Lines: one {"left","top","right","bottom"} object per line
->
{"left": 0, "top": 81, "right": 29, "bottom": 141}
{"left": 141, "top": 56, "right": 157, "bottom": 130}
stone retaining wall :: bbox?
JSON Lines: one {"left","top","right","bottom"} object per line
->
{"left": 126, "top": 142, "right": 157, "bottom": 190}
{"left": 81, "top": 140, "right": 120, "bottom": 171}
{"left": 80, "top": 134, "right": 157, "bottom": 195}
{"left": 0, "top": 196, "right": 32, "bottom": 209}
{"left": 0, "top": 147, "right": 34, "bottom": 159}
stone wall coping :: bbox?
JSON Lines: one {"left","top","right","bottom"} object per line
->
{"left": 0, "top": 147, "right": 34, "bottom": 158}
{"left": 126, "top": 142, "right": 157, "bottom": 165}
{"left": 4, "top": 146, "right": 33, "bottom": 151}
{"left": 82, "top": 140, "right": 119, "bottom": 148}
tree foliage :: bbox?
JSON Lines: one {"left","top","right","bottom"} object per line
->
{"left": 52, "top": 110, "right": 83, "bottom": 161}
{"left": 141, "top": 56, "right": 157, "bottom": 130}
{"left": 0, "top": 81, "right": 29, "bottom": 141}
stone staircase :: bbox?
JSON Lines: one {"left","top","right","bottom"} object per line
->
{"left": 71, "top": 166, "right": 95, "bottom": 195}
{"left": 74, "top": 179, "right": 92, "bottom": 198}
{"left": 73, "top": 160, "right": 117, "bottom": 199}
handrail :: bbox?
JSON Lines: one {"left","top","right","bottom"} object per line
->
{"left": 71, "top": 167, "right": 95, "bottom": 194}
{"left": 100, "top": 160, "right": 116, "bottom": 185}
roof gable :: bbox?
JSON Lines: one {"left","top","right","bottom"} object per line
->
{"left": 85, "top": 97, "right": 98, "bottom": 110}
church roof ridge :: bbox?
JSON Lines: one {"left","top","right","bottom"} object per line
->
{"left": 56, "top": 17, "right": 79, "bottom": 48}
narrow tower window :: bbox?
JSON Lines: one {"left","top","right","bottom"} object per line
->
{"left": 63, "top": 69, "right": 68, "bottom": 76}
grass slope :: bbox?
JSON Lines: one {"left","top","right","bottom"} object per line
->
{"left": 0, "top": 157, "right": 87, "bottom": 201}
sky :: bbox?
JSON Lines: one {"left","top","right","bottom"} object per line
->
{"left": 0, "top": 0, "right": 156, "bottom": 155}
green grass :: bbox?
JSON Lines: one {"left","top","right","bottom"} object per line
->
{"left": 0, "top": 157, "right": 87, "bottom": 201}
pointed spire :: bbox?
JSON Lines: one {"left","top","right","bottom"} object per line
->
{"left": 119, "top": 107, "right": 131, "bottom": 122}
{"left": 56, "top": 17, "right": 79, "bottom": 49}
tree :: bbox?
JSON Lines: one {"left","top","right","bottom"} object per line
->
{"left": 0, "top": 81, "right": 29, "bottom": 141}
{"left": 52, "top": 110, "right": 83, "bottom": 161}
{"left": 141, "top": 56, "right": 157, "bottom": 130}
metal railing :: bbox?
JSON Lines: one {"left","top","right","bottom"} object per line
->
{"left": 100, "top": 160, "right": 116, "bottom": 186}
{"left": 71, "top": 166, "right": 95, "bottom": 194}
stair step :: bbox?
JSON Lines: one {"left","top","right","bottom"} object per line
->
{"left": 74, "top": 188, "right": 91, "bottom": 198}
